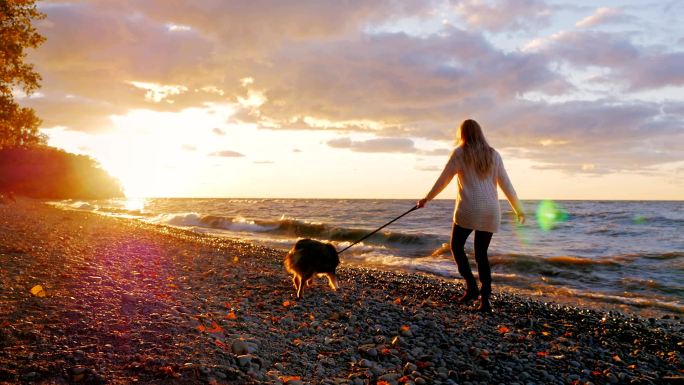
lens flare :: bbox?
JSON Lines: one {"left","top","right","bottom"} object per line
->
{"left": 535, "top": 200, "right": 569, "bottom": 231}
{"left": 632, "top": 215, "right": 647, "bottom": 225}
{"left": 124, "top": 197, "right": 146, "bottom": 212}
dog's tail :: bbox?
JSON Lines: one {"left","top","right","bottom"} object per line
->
{"left": 284, "top": 248, "right": 299, "bottom": 274}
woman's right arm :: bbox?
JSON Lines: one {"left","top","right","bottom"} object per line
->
{"left": 418, "top": 150, "right": 458, "bottom": 208}
{"left": 496, "top": 153, "right": 525, "bottom": 223}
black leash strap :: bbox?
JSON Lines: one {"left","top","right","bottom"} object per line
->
{"left": 337, "top": 205, "right": 419, "bottom": 255}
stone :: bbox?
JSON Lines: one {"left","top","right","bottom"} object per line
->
{"left": 237, "top": 354, "right": 253, "bottom": 367}
{"left": 358, "top": 358, "right": 374, "bottom": 368}
{"left": 231, "top": 340, "right": 249, "bottom": 355}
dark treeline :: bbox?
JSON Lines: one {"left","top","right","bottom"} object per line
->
{"left": 0, "top": 146, "right": 123, "bottom": 199}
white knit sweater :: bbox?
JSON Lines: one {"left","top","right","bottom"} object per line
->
{"left": 425, "top": 147, "right": 521, "bottom": 233}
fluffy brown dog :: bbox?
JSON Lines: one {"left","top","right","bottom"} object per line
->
{"left": 284, "top": 238, "right": 340, "bottom": 298}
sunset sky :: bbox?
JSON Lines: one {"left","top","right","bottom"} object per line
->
{"left": 22, "top": 0, "right": 684, "bottom": 199}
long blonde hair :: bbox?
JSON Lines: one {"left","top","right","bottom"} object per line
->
{"left": 459, "top": 119, "right": 493, "bottom": 178}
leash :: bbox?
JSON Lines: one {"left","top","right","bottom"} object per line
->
{"left": 337, "top": 205, "right": 419, "bottom": 255}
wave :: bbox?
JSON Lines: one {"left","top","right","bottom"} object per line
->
{"left": 48, "top": 200, "right": 99, "bottom": 211}
{"left": 490, "top": 252, "right": 683, "bottom": 268}
{"left": 146, "top": 212, "right": 439, "bottom": 247}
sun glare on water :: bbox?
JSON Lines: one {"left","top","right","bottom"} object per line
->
{"left": 124, "top": 197, "right": 146, "bottom": 212}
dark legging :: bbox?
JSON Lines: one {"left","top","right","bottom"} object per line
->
{"left": 450, "top": 224, "right": 493, "bottom": 297}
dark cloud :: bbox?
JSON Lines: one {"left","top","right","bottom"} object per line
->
{"left": 246, "top": 28, "right": 569, "bottom": 134}
{"left": 481, "top": 99, "right": 684, "bottom": 174}
{"left": 209, "top": 150, "right": 244, "bottom": 157}
{"left": 539, "top": 30, "right": 684, "bottom": 91}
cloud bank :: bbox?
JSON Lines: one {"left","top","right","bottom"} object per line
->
{"left": 28, "top": 0, "right": 684, "bottom": 175}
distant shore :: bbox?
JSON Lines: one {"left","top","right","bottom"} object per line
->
{"left": 0, "top": 200, "right": 682, "bottom": 384}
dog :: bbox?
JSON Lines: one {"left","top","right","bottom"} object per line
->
{"left": 284, "top": 238, "right": 340, "bottom": 298}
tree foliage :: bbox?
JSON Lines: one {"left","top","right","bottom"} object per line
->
{"left": 1, "top": 0, "right": 46, "bottom": 148}
{"left": 0, "top": 146, "right": 124, "bottom": 199}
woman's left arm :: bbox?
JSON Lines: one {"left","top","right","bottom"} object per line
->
{"left": 496, "top": 153, "right": 525, "bottom": 224}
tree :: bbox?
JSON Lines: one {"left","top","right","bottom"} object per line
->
{"left": 0, "top": 146, "right": 125, "bottom": 199}
{"left": 0, "top": 0, "right": 46, "bottom": 148}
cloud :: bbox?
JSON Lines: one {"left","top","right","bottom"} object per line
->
{"left": 575, "top": 7, "right": 630, "bottom": 28}
{"left": 327, "top": 137, "right": 416, "bottom": 153}
{"left": 209, "top": 150, "right": 244, "bottom": 157}
{"left": 416, "top": 165, "right": 441, "bottom": 172}
{"left": 181, "top": 144, "right": 196, "bottom": 151}
{"left": 212, "top": 127, "right": 225, "bottom": 135}
{"left": 327, "top": 137, "right": 454, "bottom": 156}
{"left": 28, "top": 0, "right": 684, "bottom": 176}
{"left": 453, "top": 0, "right": 551, "bottom": 32}
{"left": 481, "top": 99, "right": 684, "bottom": 174}
{"left": 242, "top": 28, "right": 568, "bottom": 135}
{"left": 536, "top": 30, "right": 684, "bottom": 91}
{"left": 253, "top": 160, "right": 274, "bottom": 164}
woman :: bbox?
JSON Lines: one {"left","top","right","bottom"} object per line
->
{"left": 417, "top": 119, "right": 525, "bottom": 312}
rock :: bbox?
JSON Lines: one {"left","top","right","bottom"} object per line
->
{"left": 237, "top": 354, "right": 253, "bottom": 367}
{"left": 71, "top": 367, "right": 87, "bottom": 375}
{"left": 121, "top": 293, "right": 137, "bottom": 303}
{"left": 415, "top": 377, "right": 426, "bottom": 385}
{"left": 358, "top": 358, "right": 374, "bottom": 368}
{"left": 231, "top": 340, "right": 249, "bottom": 355}
{"left": 379, "top": 373, "right": 401, "bottom": 382}
{"left": 244, "top": 340, "right": 260, "bottom": 354}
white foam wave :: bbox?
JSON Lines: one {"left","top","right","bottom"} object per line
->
{"left": 47, "top": 200, "right": 99, "bottom": 211}
{"left": 148, "top": 212, "right": 203, "bottom": 227}
{"left": 228, "top": 216, "right": 278, "bottom": 232}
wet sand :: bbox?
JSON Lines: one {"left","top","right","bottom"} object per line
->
{"left": 0, "top": 200, "right": 682, "bottom": 384}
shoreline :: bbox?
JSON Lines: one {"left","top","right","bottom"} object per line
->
{"left": 46, "top": 198, "right": 684, "bottom": 319}
{"left": 0, "top": 200, "right": 682, "bottom": 384}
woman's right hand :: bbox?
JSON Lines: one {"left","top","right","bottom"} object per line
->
{"left": 516, "top": 212, "right": 526, "bottom": 224}
{"left": 416, "top": 198, "right": 428, "bottom": 209}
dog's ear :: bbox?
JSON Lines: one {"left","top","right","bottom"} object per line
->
{"left": 326, "top": 243, "right": 338, "bottom": 255}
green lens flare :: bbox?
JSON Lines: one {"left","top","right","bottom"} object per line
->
{"left": 535, "top": 200, "right": 569, "bottom": 231}
{"left": 633, "top": 215, "right": 647, "bottom": 225}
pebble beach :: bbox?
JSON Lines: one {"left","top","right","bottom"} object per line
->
{"left": 0, "top": 200, "right": 682, "bottom": 385}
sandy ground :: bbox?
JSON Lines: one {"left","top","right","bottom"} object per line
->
{"left": 0, "top": 200, "right": 682, "bottom": 385}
